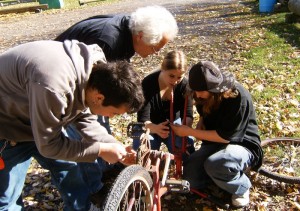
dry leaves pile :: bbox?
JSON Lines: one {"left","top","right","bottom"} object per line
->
{"left": 3, "top": 0, "right": 297, "bottom": 210}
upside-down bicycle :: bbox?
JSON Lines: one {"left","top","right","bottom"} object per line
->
{"left": 100, "top": 119, "right": 300, "bottom": 211}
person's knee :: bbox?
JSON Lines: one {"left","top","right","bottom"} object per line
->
{"left": 204, "top": 152, "right": 239, "bottom": 177}
{"left": 150, "top": 135, "right": 162, "bottom": 150}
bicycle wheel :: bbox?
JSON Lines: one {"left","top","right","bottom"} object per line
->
{"left": 258, "top": 137, "right": 300, "bottom": 184}
{"left": 101, "top": 164, "right": 153, "bottom": 211}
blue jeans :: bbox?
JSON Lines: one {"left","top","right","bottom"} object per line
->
{"left": 65, "top": 115, "right": 111, "bottom": 187}
{"left": 183, "top": 144, "right": 254, "bottom": 195}
{"left": 64, "top": 125, "right": 112, "bottom": 195}
{"left": 0, "top": 140, "right": 92, "bottom": 211}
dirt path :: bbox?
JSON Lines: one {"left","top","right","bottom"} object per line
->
{"left": 0, "top": 0, "right": 239, "bottom": 53}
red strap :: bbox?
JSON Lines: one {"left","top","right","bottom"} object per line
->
{"left": 170, "top": 90, "right": 189, "bottom": 178}
{"left": 170, "top": 91, "right": 175, "bottom": 152}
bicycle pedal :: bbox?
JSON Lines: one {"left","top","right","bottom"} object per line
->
{"left": 165, "top": 179, "right": 190, "bottom": 193}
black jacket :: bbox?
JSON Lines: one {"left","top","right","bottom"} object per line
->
{"left": 55, "top": 15, "right": 135, "bottom": 62}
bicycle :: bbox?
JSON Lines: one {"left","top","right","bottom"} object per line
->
{"left": 101, "top": 122, "right": 230, "bottom": 211}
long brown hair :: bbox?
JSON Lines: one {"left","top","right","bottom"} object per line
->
{"left": 194, "top": 88, "right": 239, "bottom": 115}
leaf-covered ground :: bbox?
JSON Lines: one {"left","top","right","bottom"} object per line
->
{"left": 1, "top": 0, "right": 299, "bottom": 210}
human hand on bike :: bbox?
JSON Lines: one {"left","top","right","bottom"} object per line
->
{"left": 98, "top": 142, "right": 129, "bottom": 164}
{"left": 120, "top": 146, "right": 137, "bottom": 166}
{"left": 148, "top": 121, "right": 170, "bottom": 139}
{"left": 170, "top": 123, "right": 191, "bottom": 137}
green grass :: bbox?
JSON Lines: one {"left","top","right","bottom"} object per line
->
{"left": 262, "top": 141, "right": 300, "bottom": 177}
{"left": 63, "top": 0, "right": 80, "bottom": 9}
{"left": 231, "top": 4, "right": 300, "bottom": 138}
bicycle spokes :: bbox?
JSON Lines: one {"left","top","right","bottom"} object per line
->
{"left": 119, "top": 181, "right": 149, "bottom": 211}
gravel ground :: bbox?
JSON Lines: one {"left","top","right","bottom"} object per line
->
{"left": 0, "top": 0, "right": 239, "bottom": 53}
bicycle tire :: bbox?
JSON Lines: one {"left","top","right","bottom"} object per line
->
{"left": 258, "top": 137, "right": 300, "bottom": 184}
{"left": 101, "top": 164, "right": 153, "bottom": 211}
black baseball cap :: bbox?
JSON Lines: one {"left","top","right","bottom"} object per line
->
{"left": 188, "top": 61, "right": 235, "bottom": 93}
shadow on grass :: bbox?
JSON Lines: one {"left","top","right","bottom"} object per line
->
{"left": 249, "top": 1, "right": 300, "bottom": 49}
{"left": 267, "top": 21, "right": 300, "bottom": 48}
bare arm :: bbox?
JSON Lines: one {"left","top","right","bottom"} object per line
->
{"left": 170, "top": 124, "right": 229, "bottom": 144}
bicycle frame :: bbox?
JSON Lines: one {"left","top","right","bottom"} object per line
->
{"left": 134, "top": 128, "right": 182, "bottom": 211}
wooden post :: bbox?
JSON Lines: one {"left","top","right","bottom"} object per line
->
{"left": 0, "top": 3, "right": 48, "bottom": 14}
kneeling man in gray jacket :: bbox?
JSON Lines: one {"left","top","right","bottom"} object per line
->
{"left": 0, "top": 40, "right": 144, "bottom": 211}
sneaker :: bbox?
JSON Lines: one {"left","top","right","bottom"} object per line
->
{"left": 231, "top": 189, "right": 250, "bottom": 207}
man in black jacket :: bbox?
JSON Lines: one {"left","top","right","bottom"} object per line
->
{"left": 56, "top": 5, "right": 178, "bottom": 134}
{"left": 56, "top": 5, "right": 178, "bottom": 61}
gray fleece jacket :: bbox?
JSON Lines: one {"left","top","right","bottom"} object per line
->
{"left": 0, "top": 40, "right": 117, "bottom": 162}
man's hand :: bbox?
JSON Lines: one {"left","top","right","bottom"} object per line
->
{"left": 98, "top": 143, "right": 137, "bottom": 165}
{"left": 98, "top": 143, "right": 128, "bottom": 164}
{"left": 120, "top": 146, "right": 137, "bottom": 166}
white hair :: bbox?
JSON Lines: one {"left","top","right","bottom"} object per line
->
{"left": 129, "top": 5, "right": 178, "bottom": 45}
